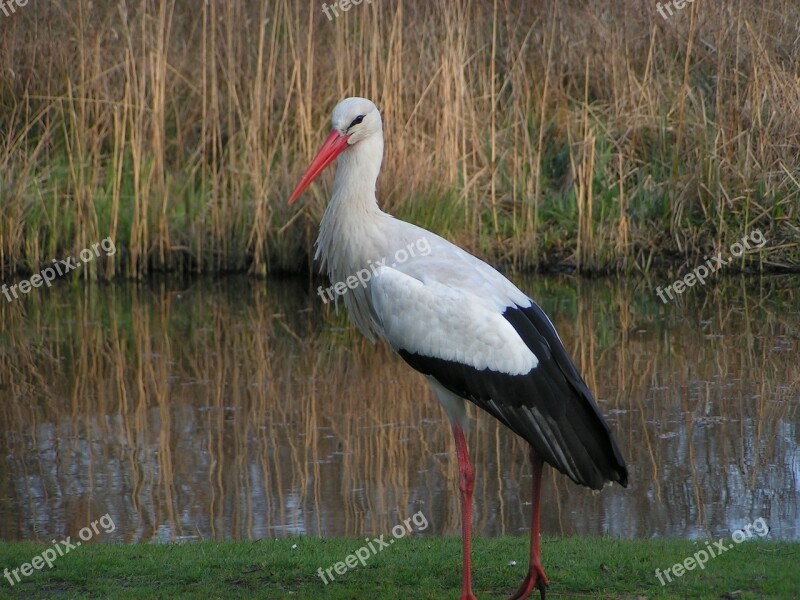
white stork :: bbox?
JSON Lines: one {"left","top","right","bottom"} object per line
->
{"left": 288, "top": 97, "right": 628, "bottom": 600}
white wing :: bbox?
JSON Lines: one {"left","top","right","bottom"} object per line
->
{"left": 369, "top": 254, "right": 538, "bottom": 376}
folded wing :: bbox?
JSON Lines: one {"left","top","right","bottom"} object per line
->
{"left": 370, "top": 264, "right": 628, "bottom": 490}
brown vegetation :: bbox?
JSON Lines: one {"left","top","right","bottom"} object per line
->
{"left": 0, "top": 0, "right": 798, "bottom": 279}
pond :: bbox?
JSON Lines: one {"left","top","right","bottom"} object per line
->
{"left": 0, "top": 274, "right": 797, "bottom": 544}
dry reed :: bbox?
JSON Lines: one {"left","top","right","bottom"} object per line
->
{"left": 0, "top": 0, "right": 798, "bottom": 279}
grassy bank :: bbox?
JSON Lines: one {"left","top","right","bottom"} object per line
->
{"left": 1, "top": 1, "right": 799, "bottom": 279}
{"left": 0, "top": 536, "right": 795, "bottom": 599}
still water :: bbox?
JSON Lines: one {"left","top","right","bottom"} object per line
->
{"left": 0, "top": 274, "right": 797, "bottom": 544}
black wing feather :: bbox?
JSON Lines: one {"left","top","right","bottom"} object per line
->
{"left": 399, "top": 301, "right": 628, "bottom": 490}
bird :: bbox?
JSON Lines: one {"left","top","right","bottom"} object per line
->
{"left": 288, "top": 97, "right": 628, "bottom": 600}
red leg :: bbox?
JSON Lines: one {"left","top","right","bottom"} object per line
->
{"left": 509, "top": 447, "right": 549, "bottom": 600}
{"left": 452, "top": 424, "right": 477, "bottom": 600}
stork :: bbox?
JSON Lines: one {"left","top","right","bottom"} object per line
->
{"left": 288, "top": 97, "right": 628, "bottom": 600}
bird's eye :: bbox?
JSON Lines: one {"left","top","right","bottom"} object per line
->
{"left": 347, "top": 115, "right": 365, "bottom": 130}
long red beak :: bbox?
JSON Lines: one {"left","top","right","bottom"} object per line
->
{"left": 288, "top": 130, "right": 351, "bottom": 205}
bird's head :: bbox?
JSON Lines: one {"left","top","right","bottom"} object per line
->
{"left": 288, "top": 97, "right": 382, "bottom": 204}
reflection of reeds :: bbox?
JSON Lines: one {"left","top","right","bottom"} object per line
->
{"left": 0, "top": 276, "right": 797, "bottom": 542}
{"left": 1, "top": 1, "right": 799, "bottom": 279}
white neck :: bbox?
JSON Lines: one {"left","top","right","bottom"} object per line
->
{"left": 314, "top": 130, "right": 393, "bottom": 341}
{"left": 315, "top": 131, "right": 388, "bottom": 275}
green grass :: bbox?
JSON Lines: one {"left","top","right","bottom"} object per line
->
{"left": 0, "top": 537, "right": 796, "bottom": 599}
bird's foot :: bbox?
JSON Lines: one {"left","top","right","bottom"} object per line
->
{"left": 459, "top": 594, "right": 478, "bottom": 600}
{"left": 508, "top": 562, "right": 548, "bottom": 600}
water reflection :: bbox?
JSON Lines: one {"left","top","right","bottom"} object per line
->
{"left": 0, "top": 274, "right": 797, "bottom": 543}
